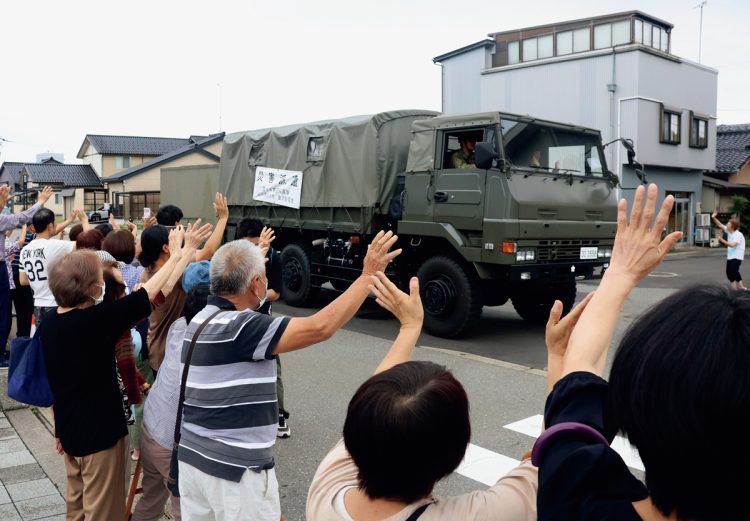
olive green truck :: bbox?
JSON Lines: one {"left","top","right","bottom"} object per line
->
{"left": 217, "top": 110, "right": 619, "bottom": 337}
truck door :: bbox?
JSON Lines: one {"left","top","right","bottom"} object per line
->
{"left": 432, "top": 127, "right": 490, "bottom": 231}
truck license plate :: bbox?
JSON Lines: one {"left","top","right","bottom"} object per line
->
{"left": 579, "top": 247, "right": 598, "bottom": 260}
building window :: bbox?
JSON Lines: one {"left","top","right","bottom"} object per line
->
{"left": 537, "top": 34, "right": 553, "bottom": 59}
{"left": 556, "top": 31, "right": 573, "bottom": 55}
{"left": 127, "top": 192, "right": 161, "bottom": 221}
{"left": 643, "top": 22, "right": 652, "bottom": 46}
{"left": 690, "top": 113, "right": 708, "bottom": 148}
{"left": 508, "top": 41, "right": 519, "bottom": 64}
{"left": 594, "top": 24, "right": 612, "bottom": 49}
{"left": 115, "top": 156, "right": 130, "bottom": 169}
{"left": 573, "top": 27, "right": 590, "bottom": 53}
{"left": 652, "top": 26, "right": 661, "bottom": 50}
{"left": 660, "top": 106, "right": 682, "bottom": 145}
{"left": 660, "top": 28, "right": 669, "bottom": 52}
{"left": 522, "top": 38, "right": 538, "bottom": 61}
{"left": 83, "top": 190, "right": 107, "bottom": 212}
{"left": 54, "top": 194, "right": 61, "bottom": 205}
{"left": 634, "top": 19, "right": 644, "bottom": 43}
{"left": 612, "top": 20, "right": 631, "bottom": 45}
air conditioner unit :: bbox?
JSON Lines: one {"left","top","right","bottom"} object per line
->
{"left": 696, "top": 228, "right": 709, "bottom": 242}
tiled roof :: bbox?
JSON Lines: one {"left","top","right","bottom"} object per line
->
{"left": 78, "top": 134, "right": 191, "bottom": 158}
{"left": 716, "top": 123, "right": 750, "bottom": 173}
{"left": 0, "top": 162, "right": 26, "bottom": 187}
{"left": 23, "top": 162, "right": 102, "bottom": 188}
{"left": 104, "top": 133, "right": 224, "bottom": 182}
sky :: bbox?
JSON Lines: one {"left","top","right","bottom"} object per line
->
{"left": 1, "top": 0, "right": 747, "bottom": 164}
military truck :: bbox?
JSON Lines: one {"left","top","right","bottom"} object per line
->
{"left": 218, "top": 110, "right": 619, "bottom": 337}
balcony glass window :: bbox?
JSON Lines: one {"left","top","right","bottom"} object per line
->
{"left": 652, "top": 25, "right": 661, "bottom": 50}
{"left": 643, "top": 22, "right": 652, "bottom": 46}
{"left": 556, "top": 31, "right": 573, "bottom": 55}
{"left": 660, "top": 29, "right": 669, "bottom": 52}
{"left": 523, "top": 38, "right": 538, "bottom": 61}
{"left": 634, "top": 19, "right": 643, "bottom": 43}
{"left": 573, "top": 27, "right": 590, "bottom": 52}
{"left": 612, "top": 20, "right": 631, "bottom": 45}
{"left": 538, "top": 35, "right": 553, "bottom": 58}
{"left": 508, "top": 41, "right": 519, "bottom": 64}
{"left": 594, "top": 24, "right": 611, "bottom": 49}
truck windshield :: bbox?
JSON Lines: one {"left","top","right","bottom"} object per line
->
{"left": 500, "top": 119, "right": 606, "bottom": 176}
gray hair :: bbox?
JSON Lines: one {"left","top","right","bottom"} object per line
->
{"left": 209, "top": 240, "right": 266, "bottom": 296}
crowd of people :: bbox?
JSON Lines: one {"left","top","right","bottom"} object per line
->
{"left": 1, "top": 182, "right": 749, "bottom": 521}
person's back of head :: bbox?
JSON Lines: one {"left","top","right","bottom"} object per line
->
{"left": 183, "top": 284, "right": 211, "bottom": 323}
{"left": 31, "top": 208, "right": 55, "bottom": 236}
{"left": 138, "top": 225, "right": 170, "bottom": 269}
{"left": 95, "top": 223, "right": 113, "bottom": 238}
{"left": 235, "top": 218, "right": 264, "bottom": 240}
{"left": 343, "top": 361, "right": 471, "bottom": 503}
{"left": 68, "top": 223, "right": 84, "bottom": 242}
{"left": 728, "top": 218, "right": 741, "bottom": 232}
{"left": 156, "top": 205, "right": 183, "bottom": 227}
{"left": 609, "top": 284, "right": 750, "bottom": 521}
{"left": 75, "top": 229, "right": 104, "bottom": 251}
{"left": 102, "top": 230, "right": 136, "bottom": 264}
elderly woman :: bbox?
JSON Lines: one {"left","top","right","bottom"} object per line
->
{"left": 41, "top": 222, "right": 211, "bottom": 520}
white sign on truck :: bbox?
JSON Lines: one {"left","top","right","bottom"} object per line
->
{"left": 252, "top": 167, "right": 303, "bottom": 209}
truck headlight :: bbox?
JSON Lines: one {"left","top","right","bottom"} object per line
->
{"left": 516, "top": 251, "right": 526, "bottom": 262}
{"left": 604, "top": 248, "right": 612, "bottom": 258}
{"left": 525, "top": 249, "right": 535, "bottom": 261}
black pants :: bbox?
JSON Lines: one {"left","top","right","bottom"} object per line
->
{"left": 727, "top": 259, "right": 743, "bottom": 283}
{"left": 0, "top": 263, "right": 10, "bottom": 359}
{"left": 10, "top": 267, "right": 33, "bottom": 338}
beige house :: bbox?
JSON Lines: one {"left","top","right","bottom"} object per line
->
{"left": 101, "top": 134, "right": 224, "bottom": 219}
{"left": 702, "top": 123, "right": 750, "bottom": 214}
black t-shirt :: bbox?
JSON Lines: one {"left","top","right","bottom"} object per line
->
{"left": 42, "top": 289, "right": 152, "bottom": 457}
{"left": 258, "top": 247, "right": 282, "bottom": 316}
{"left": 538, "top": 372, "right": 648, "bottom": 521}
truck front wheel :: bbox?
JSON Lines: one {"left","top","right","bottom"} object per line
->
{"left": 281, "top": 243, "right": 319, "bottom": 307}
{"left": 416, "top": 256, "right": 482, "bottom": 338}
{"left": 511, "top": 279, "right": 577, "bottom": 324}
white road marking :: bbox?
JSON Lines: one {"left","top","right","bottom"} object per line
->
{"left": 504, "top": 414, "right": 644, "bottom": 471}
{"left": 647, "top": 272, "right": 680, "bottom": 278}
{"left": 456, "top": 444, "right": 521, "bottom": 487}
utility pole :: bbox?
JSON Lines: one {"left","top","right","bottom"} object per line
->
{"left": 695, "top": 0, "right": 707, "bottom": 63}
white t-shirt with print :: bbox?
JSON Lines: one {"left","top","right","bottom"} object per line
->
{"left": 727, "top": 229, "right": 746, "bottom": 261}
{"left": 20, "top": 238, "right": 75, "bottom": 307}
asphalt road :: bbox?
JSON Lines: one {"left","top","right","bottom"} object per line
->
{"left": 272, "top": 249, "right": 730, "bottom": 520}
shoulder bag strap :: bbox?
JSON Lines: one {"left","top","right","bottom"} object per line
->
{"left": 405, "top": 504, "right": 430, "bottom": 521}
{"left": 172, "top": 308, "right": 223, "bottom": 446}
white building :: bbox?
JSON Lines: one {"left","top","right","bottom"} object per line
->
{"left": 434, "top": 11, "right": 718, "bottom": 244}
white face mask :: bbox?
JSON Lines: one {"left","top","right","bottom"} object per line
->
{"left": 253, "top": 278, "right": 268, "bottom": 311}
{"left": 91, "top": 283, "right": 106, "bottom": 305}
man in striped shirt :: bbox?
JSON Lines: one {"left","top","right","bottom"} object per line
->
{"left": 178, "top": 231, "right": 400, "bottom": 520}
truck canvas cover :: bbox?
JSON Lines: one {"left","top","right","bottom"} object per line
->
{"left": 219, "top": 110, "right": 439, "bottom": 210}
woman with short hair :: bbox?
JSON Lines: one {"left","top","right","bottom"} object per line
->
{"left": 42, "top": 223, "right": 211, "bottom": 520}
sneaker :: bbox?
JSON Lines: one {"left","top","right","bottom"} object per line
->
{"left": 277, "top": 412, "right": 291, "bottom": 438}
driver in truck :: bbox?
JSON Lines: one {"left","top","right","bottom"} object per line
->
{"left": 451, "top": 137, "right": 476, "bottom": 169}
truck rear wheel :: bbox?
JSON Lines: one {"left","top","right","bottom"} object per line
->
{"left": 281, "top": 243, "right": 319, "bottom": 307}
{"left": 511, "top": 279, "right": 577, "bottom": 324}
{"left": 416, "top": 256, "right": 482, "bottom": 338}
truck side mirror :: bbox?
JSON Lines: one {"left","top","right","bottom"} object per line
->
{"left": 475, "top": 142, "right": 498, "bottom": 170}
{"left": 621, "top": 139, "right": 636, "bottom": 166}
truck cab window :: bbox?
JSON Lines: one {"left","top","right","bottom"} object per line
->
{"left": 442, "top": 129, "right": 484, "bottom": 169}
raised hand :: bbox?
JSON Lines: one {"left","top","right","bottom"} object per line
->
{"left": 369, "top": 272, "right": 423, "bottom": 329}
{"left": 213, "top": 193, "right": 229, "bottom": 220}
{"left": 259, "top": 226, "right": 275, "bottom": 258}
{"left": 143, "top": 216, "right": 157, "bottom": 229}
{"left": 362, "top": 231, "right": 401, "bottom": 276}
{"left": 545, "top": 293, "right": 594, "bottom": 359}
{"left": 108, "top": 213, "right": 119, "bottom": 230}
{"left": 37, "top": 186, "right": 54, "bottom": 206}
{"left": 183, "top": 219, "right": 213, "bottom": 251}
{"left": 168, "top": 226, "right": 186, "bottom": 257}
{"left": 608, "top": 184, "right": 682, "bottom": 287}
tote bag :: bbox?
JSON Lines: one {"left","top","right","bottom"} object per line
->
{"left": 7, "top": 326, "right": 54, "bottom": 407}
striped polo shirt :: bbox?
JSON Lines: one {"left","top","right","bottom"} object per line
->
{"left": 177, "top": 295, "right": 290, "bottom": 482}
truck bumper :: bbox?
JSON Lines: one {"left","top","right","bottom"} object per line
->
{"left": 509, "top": 261, "right": 608, "bottom": 281}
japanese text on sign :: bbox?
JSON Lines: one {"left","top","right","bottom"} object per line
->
{"left": 252, "top": 167, "right": 303, "bottom": 209}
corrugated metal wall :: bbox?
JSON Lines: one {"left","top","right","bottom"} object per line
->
{"left": 440, "top": 47, "right": 486, "bottom": 114}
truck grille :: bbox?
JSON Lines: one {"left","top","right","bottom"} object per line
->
{"left": 536, "top": 240, "right": 600, "bottom": 263}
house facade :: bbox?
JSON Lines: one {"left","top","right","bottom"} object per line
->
{"left": 434, "top": 11, "right": 718, "bottom": 244}
{"left": 702, "top": 123, "right": 750, "bottom": 218}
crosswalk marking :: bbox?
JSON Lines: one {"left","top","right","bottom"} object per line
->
{"left": 455, "top": 414, "right": 644, "bottom": 486}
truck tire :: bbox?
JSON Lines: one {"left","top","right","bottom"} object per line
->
{"left": 417, "top": 256, "right": 482, "bottom": 338}
{"left": 281, "top": 243, "right": 319, "bottom": 307}
{"left": 511, "top": 279, "right": 577, "bottom": 324}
